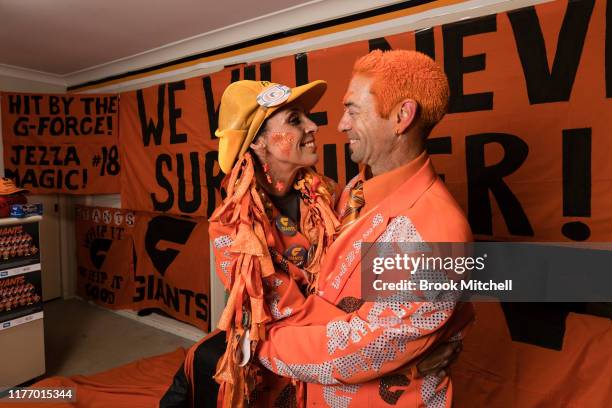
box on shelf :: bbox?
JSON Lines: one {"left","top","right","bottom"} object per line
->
{"left": 10, "top": 203, "right": 43, "bottom": 219}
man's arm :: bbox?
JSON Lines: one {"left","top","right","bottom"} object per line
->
{"left": 256, "top": 292, "right": 472, "bottom": 385}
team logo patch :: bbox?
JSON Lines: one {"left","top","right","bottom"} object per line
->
{"left": 284, "top": 244, "right": 307, "bottom": 267}
{"left": 257, "top": 85, "right": 291, "bottom": 108}
{"left": 275, "top": 215, "right": 297, "bottom": 236}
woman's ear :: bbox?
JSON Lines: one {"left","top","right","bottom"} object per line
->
{"left": 249, "top": 135, "right": 267, "bottom": 160}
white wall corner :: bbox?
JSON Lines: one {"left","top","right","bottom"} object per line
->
{"left": 0, "top": 64, "right": 67, "bottom": 89}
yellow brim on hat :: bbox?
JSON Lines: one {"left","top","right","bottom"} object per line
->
{"left": 217, "top": 129, "right": 247, "bottom": 176}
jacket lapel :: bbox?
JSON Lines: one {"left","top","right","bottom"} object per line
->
{"left": 322, "top": 159, "right": 438, "bottom": 304}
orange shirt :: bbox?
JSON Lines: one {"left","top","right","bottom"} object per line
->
{"left": 339, "top": 151, "right": 428, "bottom": 217}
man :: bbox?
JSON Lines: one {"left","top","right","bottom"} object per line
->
{"left": 254, "top": 49, "right": 474, "bottom": 407}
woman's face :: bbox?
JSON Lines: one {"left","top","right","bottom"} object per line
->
{"left": 258, "top": 106, "right": 318, "bottom": 168}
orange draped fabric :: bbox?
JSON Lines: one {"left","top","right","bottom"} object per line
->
{"left": 0, "top": 348, "right": 186, "bottom": 408}
{"left": 453, "top": 303, "right": 612, "bottom": 407}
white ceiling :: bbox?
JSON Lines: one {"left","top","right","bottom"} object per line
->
{"left": 0, "top": 0, "right": 544, "bottom": 89}
{"left": 0, "top": 0, "right": 316, "bottom": 75}
{"left": 0, "top": 0, "right": 420, "bottom": 89}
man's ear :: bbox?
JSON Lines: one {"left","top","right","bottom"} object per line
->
{"left": 395, "top": 99, "right": 417, "bottom": 135}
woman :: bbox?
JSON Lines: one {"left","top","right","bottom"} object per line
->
{"left": 161, "top": 79, "right": 340, "bottom": 408}
{"left": 208, "top": 79, "right": 341, "bottom": 408}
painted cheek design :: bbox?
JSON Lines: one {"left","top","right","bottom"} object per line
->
{"left": 270, "top": 132, "right": 298, "bottom": 156}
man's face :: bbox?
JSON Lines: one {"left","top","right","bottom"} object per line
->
{"left": 337, "top": 74, "right": 395, "bottom": 167}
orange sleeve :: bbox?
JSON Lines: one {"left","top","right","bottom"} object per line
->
{"left": 209, "top": 221, "right": 234, "bottom": 290}
{"left": 256, "top": 293, "right": 474, "bottom": 385}
{"left": 209, "top": 221, "right": 308, "bottom": 322}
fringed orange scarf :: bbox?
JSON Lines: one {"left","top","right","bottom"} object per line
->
{"left": 186, "top": 153, "right": 338, "bottom": 407}
{"left": 294, "top": 169, "right": 339, "bottom": 294}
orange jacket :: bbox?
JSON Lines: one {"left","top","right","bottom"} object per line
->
{"left": 256, "top": 153, "right": 475, "bottom": 407}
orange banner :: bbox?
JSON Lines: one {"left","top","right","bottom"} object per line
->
{"left": 119, "top": 0, "right": 611, "bottom": 242}
{"left": 1, "top": 93, "right": 120, "bottom": 194}
{"left": 131, "top": 212, "right": 210, "bottom": 332}
{"left": 76, "top": 206, "right": 210, "bottom": 331}
{"left": 454, "top": 303, "right": 612, "bottom": 407}
{"left": 76, "top": 206, "right": 136, "bottom": 308}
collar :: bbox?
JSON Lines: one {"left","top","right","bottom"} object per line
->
{"left": 360, "top": 151, "right": 428, "bottom": 215}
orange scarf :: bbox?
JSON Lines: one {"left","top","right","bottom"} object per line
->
{"left": 294, "top": 170, "right": 339, "bottom": 294}
{"left": 186, "top": 153, "right": 338, "bottom": 407}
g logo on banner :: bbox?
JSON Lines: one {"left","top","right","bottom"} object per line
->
{"left": 145, "top": 216, "right": 196, "bottom": 276}
{"left": 90, "top": 238, "right": 112, "bottom": 269}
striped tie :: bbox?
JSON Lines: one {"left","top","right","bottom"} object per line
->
{"left": 339, "top": 180, "right": 364, "bottom": 232}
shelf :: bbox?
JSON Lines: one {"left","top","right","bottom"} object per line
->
{"left": 0, "top": 216, "right": 43, "bottom": 227}
{"left": 0, "top": 311, "right": 44, "bottom": 332}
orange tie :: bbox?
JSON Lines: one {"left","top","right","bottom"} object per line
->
{"left": 339, "top": 180, "right": 364, "bottom": 232}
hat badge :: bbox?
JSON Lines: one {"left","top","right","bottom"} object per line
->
{"left": 257, "top": 84, "right": 291, "bottom": 108}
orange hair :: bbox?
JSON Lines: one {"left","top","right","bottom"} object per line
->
{"left": 353, "top": 49, "right": 449, "bottom": 131}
